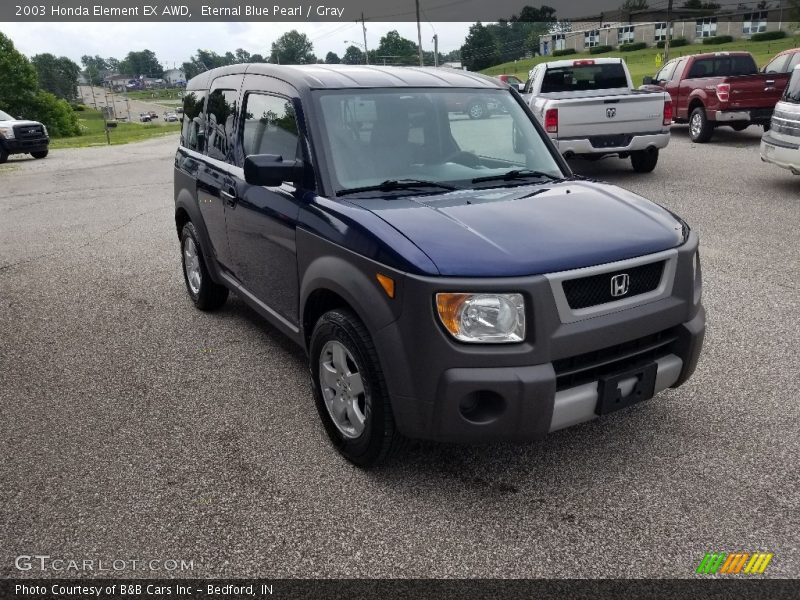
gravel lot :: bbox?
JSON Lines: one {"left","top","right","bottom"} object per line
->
{"left": 0, "top": 125, "right": 798, "bottom": 579}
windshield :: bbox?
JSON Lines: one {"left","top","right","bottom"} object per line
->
{"left": 314, "top": 89, "right": 563, "bottom": 195}
{"left": 541, "top": 63, "right": 628, "bottom": 93}
{"left": 0, "top": 109, "right": 13, "bottom": 121}
{"left": 784, "top": 68, "right": 800, "bottom": 104}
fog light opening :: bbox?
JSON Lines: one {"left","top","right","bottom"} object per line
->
{"left": 459, "top": 390, "right": 506, "bottom": 424}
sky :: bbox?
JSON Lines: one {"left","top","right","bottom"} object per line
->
{"left": 0, "top": 21, "right": 474, "bottom": 68}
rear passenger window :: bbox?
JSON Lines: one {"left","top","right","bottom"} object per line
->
{"left": 206, "top": 88, "right": 238, "bottom": 162}
{"left": 181, "top": 90, "right": 206, "bottom": 151}
{"left": 241, "top": 94, "right": 299, "bottom": 160}
{"left": 687, "top": 59, "right": 714, "bottom": 79}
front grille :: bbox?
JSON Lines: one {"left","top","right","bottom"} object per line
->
{"left": 589, "top": 134, "right": 632, "bottom": 149}
{"left": 562, "top": 261, "right": 664, "bottom": 310}
{"left": 553, "top": 327, "right": 679, "bottom": 390}
{"left": 13, "top": 124, "right": 45, "bottom": 141}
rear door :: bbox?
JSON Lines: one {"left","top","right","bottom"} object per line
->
{"left": 224, "top": 76, "right": 303, "bottom": 326}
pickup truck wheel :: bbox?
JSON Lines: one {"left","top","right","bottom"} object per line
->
{"left": 31, "top": 150, "right": 48, "bottom": 159}
{"left": 467, "top": 100, "right": 486, "bottom": 120}
{"left": 180, "top": 222, "right": 228, "bottom": 311}
{"left": 631, "top": 149, "right": 659, "bottom": 173}
{"left": 689, "top": 107, "right": 714, "bottom": 143}
{"left": 309, "top": 309, "right": 403, "bottom": 467}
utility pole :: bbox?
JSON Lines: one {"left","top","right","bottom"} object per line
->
{"left": 415, "top": 0, "right": 424, "bottom": 66}
{"left": 664, "top": 0, "right": 673, "bottom": 63}
{"left": 357, "top": 12, "right": 369, "bottom": 65}
{"left": 432, "top": 34, "right": 439, "bottom": 67}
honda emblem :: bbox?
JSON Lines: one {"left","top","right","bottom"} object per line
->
{"left": 610, "top": 273, "right": 630, "bottom": 297}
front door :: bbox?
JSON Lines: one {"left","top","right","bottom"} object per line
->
{"left": 225, "top": 87, "right": 303, "bottom": 325}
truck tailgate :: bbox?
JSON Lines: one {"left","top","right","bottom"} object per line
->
{"left": 725, "top": 74, "right": 787, "bottom": 109}
{"left": 543, "top": 90, "right": 666, "bottom": 138}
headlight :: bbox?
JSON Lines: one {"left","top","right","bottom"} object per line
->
{"left": 436, "top": 293, "right": 525, "bottom": 343}
{"left": 0, "top": 125, "right": 15, "bottom": 139}
{"left": 693, "top": 250, "right": 702, "bottom": 305}
{"left": 42, "top": 125, "right": 48, "bottom": 137}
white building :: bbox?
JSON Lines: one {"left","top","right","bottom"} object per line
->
{"left": 163, "top": 68, "right": 186, "bottom": 86}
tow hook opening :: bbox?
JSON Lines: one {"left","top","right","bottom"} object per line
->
{"left": 459, "top": 390, "right": 506, "bottom": 424}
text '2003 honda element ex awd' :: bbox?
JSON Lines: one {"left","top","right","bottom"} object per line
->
{"left": 174, "top": 65, "right": 705, "bottom": 467}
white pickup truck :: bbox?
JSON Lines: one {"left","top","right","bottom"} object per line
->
{"left": 522, "top": 58, "right": 672, "bottom": 172}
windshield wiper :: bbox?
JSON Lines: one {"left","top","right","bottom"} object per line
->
{"left": 472, "top": 169, "right": 563, "bottom": 184}
{"left": 336, "top": 179, "right": 458, "bottom": 197}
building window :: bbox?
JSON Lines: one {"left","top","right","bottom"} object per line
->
{"left": 654, "top": 22, "right": 673, "bottom": 42}
{"left": 553, "top": 33, "right": 566, "bottom": 51}
{"left": 618, "top": 26, "right": 635, "bottom": 44}
{"left": 696, "top": 18, "right": 717, "bottom": 38}
{"left": 585, "top": 30, "right": 600, "bottom": 48}
{"left": 743, "top": 11, "right": 768, "bottom": 35}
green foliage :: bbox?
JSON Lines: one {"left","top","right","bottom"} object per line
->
{"left": 120, "top": 49, "right": 163, "bottom": 77}
{"left": 0, "top": 31, "right": 39, "bottom": 116}
{"left": 461, "top": 22, "right": 499, "bottom": 71}
{"left": 750, "top": 31, "right": 787, "bottom": 42}
{"left": 370, "top": 30, "right": 418, "bottom": 65}
{"left": 657, "top": 38, "right": 688, "bottom": 48}
{"left": 342, "top": 46, "right": 364, "bottom": 65}
{"left": 270, "top": 30, "right": 316, "bottom": 65}
{"left": 81, "top": 55, "right": 109, "bottom": 85}
{"left": 552, "top": 48, "right": 577, "bottom": 56}
{"left": 702, "top": 35, "right": 734, "bottom": 45}
{"left": 589, "top": 45, "right": 614, "bottom": 55}
{"left": 27, "top": 90, "right": 81, "bottom": 137}
{"left": 619, "top": 42, "right": 647, "bottom": 52}
{"left": 325, "top": 52, "right": 340, "bottom": 64}
{"left": 32, "top": 53, "right": 80, "bottom": 101}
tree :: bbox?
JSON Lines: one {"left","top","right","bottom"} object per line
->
{"left": 32, "top": 54, "right": 80, "bottom": 101}
{"left": 342, "top": 45, "right": 364, "bottom": 65}
{"left": 120, "top": 49, "right": 163, "bottom": 77}
{"left": 270, "top": 30, "right": 316, "bottom": 64}
{"left": 0, "top": 33, "right": 79, "bottom": 137}
{"left": 250, "top": 53, "right": 266, "bottom": 63}
{"left": 81, "top": 55, "right": 109, "bottom": 85}
{"left": 325, "top": 51, "right": 341, "bottom": 64}
{"left": 234, "top": 48, "right": 251, "bottom": 63}
{"left": 0, "top": 31, "right": 38, "bottom": 116}
{"left": 460, "top": 23, "right": 499, "bottom": 71}
{"left": 372, "top": 30, "right": 418, "bottom": 65}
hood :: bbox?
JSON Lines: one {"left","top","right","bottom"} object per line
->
{"left": 0, "top": 119, "right": 43, "bottom": 128}
{"left": 351, "top": 180, "right": 684, "bottom": 277}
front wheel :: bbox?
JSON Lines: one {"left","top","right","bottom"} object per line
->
{"left": 180, "top": 222, "right": 228, "bottom": 311}
{"left": 309, "top": 309, "right": 403, "bottom": 467}
{"left": 467, "top": 100, "right": 486, "bottom": 120}
{"left": 689, "top": 107, "right": 714, "bottom": 143}
{"left": 631, "top": 149, "right": 659, "bottom": 173}
{"left": 31, "top": 150, "right": 48, "bottom": 159}
{"left": 0, "top": 147, "right": 8, "bottom": 164}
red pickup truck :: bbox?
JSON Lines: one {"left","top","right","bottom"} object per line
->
{"left": 643, "top": 51, "right": 791, "bottom": 143}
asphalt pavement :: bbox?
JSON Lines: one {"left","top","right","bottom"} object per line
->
{"left": 0, "top": 125, "right": 798, "bottom": 579}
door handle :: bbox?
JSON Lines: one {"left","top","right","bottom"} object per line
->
{"left": 221, "top": 189, "right": 237, "bottom": 207}
{"left": 766, "top": 79, "right": 775, "bottom": 85}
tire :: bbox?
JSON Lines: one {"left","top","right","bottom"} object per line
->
{"left": 730, "top": 123, "right": 748, "bottom": 132}
{"left": 467, "top": 100, "right": 486, "bottom": 120}
{"left": 309, "top": 309, "right": 404, "bottom": 467}
{"left": 689, "top": 107, "right": 714, "bottom": 143}
{"left": 0, "top": 147, "right": 8, "bottom": 164}
{"left": 630, "top": 149, "right": 659, "bottom": 173}
{"left": 180, "top": 222, "right": 228, "bottom": 311}
{"left": 31, "top": 150, "right": 48, "bottom": 159}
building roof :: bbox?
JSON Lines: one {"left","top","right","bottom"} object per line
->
{"left": 187, "top": 64, "right": 501, "bottom": 91}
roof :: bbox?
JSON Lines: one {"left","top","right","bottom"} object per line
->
{"left": 539, "top": 57, "right": 624, "bottom": 69}
{"left": 187, "top": 64, "right": 503, "bottom": 91}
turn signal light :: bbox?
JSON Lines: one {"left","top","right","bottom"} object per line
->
{"left": 716, "top": 83, "right": 731, "bottom": 103}
{"left": 376, "top": 273, "right": 395, "bottom": 298}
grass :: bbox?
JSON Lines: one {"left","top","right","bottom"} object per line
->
{"left": 50, "top": 109, "right": 180, "bottom": 149}
{"left": 125, "top": 89, "right": 185, "bottom": 101}
{"left": 481, "top": 35, "right": 800, "bottom": 86}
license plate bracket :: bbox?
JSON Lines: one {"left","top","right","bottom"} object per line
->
{"left": 596, "top": 362, "right": 658, "bottom": 416}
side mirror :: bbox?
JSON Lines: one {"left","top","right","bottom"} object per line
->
{"left": 516, "top": 83, "right": 524, "bottom": 92}
{"left": 244, "top": 154, "right": 303, "bottom": 187}
{"left": 642, "top": 75, "right": 654, "bottom": 85}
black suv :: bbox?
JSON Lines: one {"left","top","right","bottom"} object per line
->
{"left": 174, "top": 65, "right": 704, "bottom": 467}
{"left": 0, "top": 109, "right": 49, "bottom": 163}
